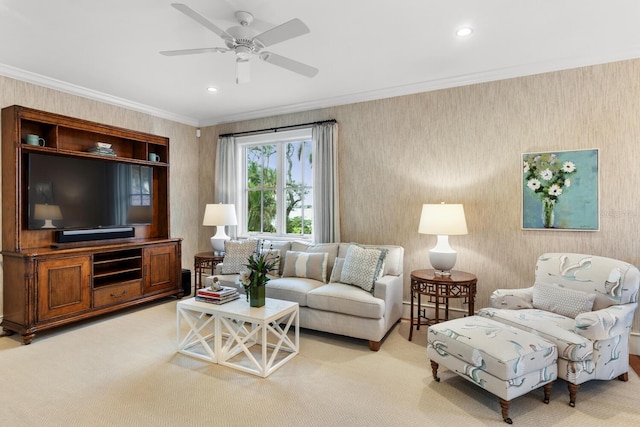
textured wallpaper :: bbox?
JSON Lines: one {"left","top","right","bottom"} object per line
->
{"left": 214, "top": 58, "right": 640, "bottom": 337}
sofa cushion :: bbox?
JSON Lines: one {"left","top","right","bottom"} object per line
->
{"left": 260, "top": 240, "right": 291, "bottom": 276}
{"left": 259, "top": 248, "right": 281, "bottom": 276}
{"left": 533, "top": 282, "right": 596, "bottom": 318}
{"left": 282, "top": 251, "right": 329, "bottom": 283}
{"left": 329, "top": 257, "right": 344, "bottom": 283}
{"left": 220, "top": 240, "right": 258, "bottom": 274}
{"left": 265, "top": 277, "right": 325, "bottom": 307}
{"left": 340, "top": 245, "right": 387, "bottom": 292}
{"left": 307, "top": 283, "right": 385, "bottom": 319}
{"left": 478, "top": 308, "right": 593, "bottom": 362}
{"left": 291, "top": 241, "right": 339, "bottom": 276}
{"left": 338, "top": 243, "right": 403, "bottom": 277}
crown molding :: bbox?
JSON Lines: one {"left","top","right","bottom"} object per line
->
{"left": 0, "top": 63, "right": 198, "bottom": 126}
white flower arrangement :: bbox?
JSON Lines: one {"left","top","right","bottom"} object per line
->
{"left": 523, "top": 153, "right": 578, "bottom": 227}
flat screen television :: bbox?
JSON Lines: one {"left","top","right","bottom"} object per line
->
{"left": 27, "top": 153, "right": 153, "bottom": 231}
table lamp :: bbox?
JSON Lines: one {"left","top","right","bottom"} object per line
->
{"left": 418, "top": 202, "right": 468, "bottom": 276}
{"left": 203, "top": 203, "right": 238, "bottom": 254}
{"left": 34, "top": 204, "right": 63, "bottom": 229}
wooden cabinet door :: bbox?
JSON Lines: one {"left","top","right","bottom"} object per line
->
{"left": 143, "top": 244, "right": 177, "bottom": 294}
{"left": 37, "top": 256, "right": 91, "bottom": 321}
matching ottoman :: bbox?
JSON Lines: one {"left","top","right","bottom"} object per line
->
{"left": 427, "top": 316, "right": 557, "bottom": 424}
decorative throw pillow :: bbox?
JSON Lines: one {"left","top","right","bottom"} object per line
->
{"left": 260, "top": 240, "right": 291, "bottom": 275}
{"left": 282, "top": 251, "right": 328, "bottom": 283}
{"left": 329, "top": 257, "right": 345, "bottom": 283}
{"left": 260, "top": 248, "right": 281, "bottom": 276}
{"left": 532, "top": 282, "right": 596, "bottom": 318}
{"left": 220, "top": 240, "right": 259, "bottom": 274}
{"left": 340, "top": 245, "right": 387, "bottom": 293}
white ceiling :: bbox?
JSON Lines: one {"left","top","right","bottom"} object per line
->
{"left": 1, "top": 0, "right": 640, "bottom": 127}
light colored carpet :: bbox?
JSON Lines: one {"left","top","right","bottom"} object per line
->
{"left": 1, "top": 299, "right": 639, "bottom": 427}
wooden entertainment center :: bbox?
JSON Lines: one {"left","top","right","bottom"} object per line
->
{"left": 1, "top": 105, "right": 182, "bottom": 344}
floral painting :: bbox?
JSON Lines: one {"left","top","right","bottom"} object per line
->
{"left": 522, "top": 149, "right": 599, "bottom": 230}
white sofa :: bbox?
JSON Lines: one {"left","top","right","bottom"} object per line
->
{"left": 207, "top": 240, "right": 404, "bottom": 351}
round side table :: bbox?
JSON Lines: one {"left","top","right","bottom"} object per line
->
{"left": 409, "top": 269, "right": 477, "bottom": 341}
{"left": 194, "top": 252, "right": 224, "bottom": 290}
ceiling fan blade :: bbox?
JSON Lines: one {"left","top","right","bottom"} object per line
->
{"left": 259, "top": 52, "right": 318, "bottom": 78}
{"left": 160, "top": 47, "right": 229, "bottom": 56}
{"left": 253, "top": 18, "right": 310, "bottom": 48}
{"left": 171, "top": 3, "right": 233, "bottom": 41}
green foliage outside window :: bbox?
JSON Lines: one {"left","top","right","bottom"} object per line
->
{"left": 246, "top": 140, "right": 312, "bottom": 235}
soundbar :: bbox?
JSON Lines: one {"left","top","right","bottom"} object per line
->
{"left": 55, "top": 227, "right": 135, "bottom": 243}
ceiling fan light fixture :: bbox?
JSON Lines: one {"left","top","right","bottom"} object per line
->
{"left": 236, "top": 59, "right": 250, "bottom": 84}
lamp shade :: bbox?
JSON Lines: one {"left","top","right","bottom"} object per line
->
{"left": 203, "top": 204, "right": 238, "bottom": 226}
{"left": 34, "top": 204, "right": 63, "bottom": 221}
{"left": 418, "top": 203, "right": 468, "bottom": 236}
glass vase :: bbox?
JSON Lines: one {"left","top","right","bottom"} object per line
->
{"left": 249, "top": 285, "right": 266, "bottom": 307}
{"left": 542, "top": 198, "right": 555, "bottom": 228}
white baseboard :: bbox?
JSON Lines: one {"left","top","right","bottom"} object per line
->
{"left": 402, "top": 301, "right": 640, "bottom": 356}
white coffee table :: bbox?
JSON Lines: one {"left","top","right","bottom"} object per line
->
{"left": 177, "top": 297, "right": 299, "bottom": 377}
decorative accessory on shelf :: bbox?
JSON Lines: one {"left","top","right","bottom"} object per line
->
{"left": 418, "top": 202, "right": 468, "bottom": 276}
{"left": 202, "top": 203, "right": 238, "bottom": 254}
{"left": 236, "top": 243, "right": 279, "bottom": 307}
{"left": 523, "top": 153, "right": 577, "bottom": 228}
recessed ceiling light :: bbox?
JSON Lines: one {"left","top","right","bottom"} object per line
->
{"left": 207, "top": 87, "right": 218, "bottom": 93}
{"left": 456, "top": 27, "right": 473, "bottom": 37}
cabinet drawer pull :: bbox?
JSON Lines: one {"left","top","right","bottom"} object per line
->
{"left": 110, "top": 290, "right": 128, "bottom": 298}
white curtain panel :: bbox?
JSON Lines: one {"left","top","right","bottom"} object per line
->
{"left": 312, "top": 122, "right": 340, "bottom": 243}
{"left": 214, "top": 135, "right": 237, "bottom": 239}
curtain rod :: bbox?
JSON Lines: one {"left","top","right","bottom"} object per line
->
{"left": 219, "top": 119, "right": 337, "bottom": 138}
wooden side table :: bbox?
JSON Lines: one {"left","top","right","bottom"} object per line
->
{"left": 194, "top": 252, "right": 224, "bottom": 290}
{"left": 409, "top": 269, "right": 477, "bottom": 341}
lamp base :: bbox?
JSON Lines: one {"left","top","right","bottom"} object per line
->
{"left": 210, "top": 225, "right": 230, "bottom": 255}
{"left": 433, "top": 269, "right": 452, "bottom": 277}
{"left": 429, "top": 235, "right": 457, "bottom": 275}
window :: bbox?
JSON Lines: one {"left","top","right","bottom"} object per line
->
{"left": 236, "top": 128, "right": 313, "bottom": 238}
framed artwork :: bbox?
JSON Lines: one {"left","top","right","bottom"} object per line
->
{"left": 522, "top": 149, "right": 599, "bottom": 231}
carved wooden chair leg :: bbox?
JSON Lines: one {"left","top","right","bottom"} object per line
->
{"left": 430, "top": 360, "right": 440, "bottom": 382}
{"left": 618, "top": 372, "right": 629, "bottom": 381}
{"left": 499, "top": 398, "right": 512, "bottom": 424}
{"left": 542, "top": 381, "right": 553, "bottom": 404}
{"left": 567, "top": 383, "right": 579, "bottom": 407}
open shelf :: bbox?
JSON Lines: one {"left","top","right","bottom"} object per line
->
{"left": 93, "top": 249, "right": 143, "bottom": 287}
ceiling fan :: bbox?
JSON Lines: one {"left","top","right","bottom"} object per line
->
{"left": 161, "top": 3, "right": 319, "bottom": 84}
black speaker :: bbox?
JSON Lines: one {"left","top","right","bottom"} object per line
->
{"left": 181, "top": 269, "right": 192, "bottom": 297}
{"left": 55, "top": 227, "right": 135, "bottom": 243}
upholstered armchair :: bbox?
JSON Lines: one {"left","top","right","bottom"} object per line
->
{"left": 478, "top": 253, "right": 640, "bottom": 407}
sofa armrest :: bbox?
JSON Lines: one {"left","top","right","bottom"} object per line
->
{"left": 574, "top": 303, "right": 637, "bottom": 340}
{"left": 489, "top": 287, "right": 534, "bottom": 309}
{"left": 373, "top": 274, "right": 403, "bottom": 325}
{"left": 214, "top": 263, "right": 224, "bottom": 275}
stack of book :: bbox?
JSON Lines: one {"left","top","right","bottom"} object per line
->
{"left": 88, "top": 142, "right": 116, "bottom": 156}
{"left": 196, "top": 286, "right": 240, "bottom": 305}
